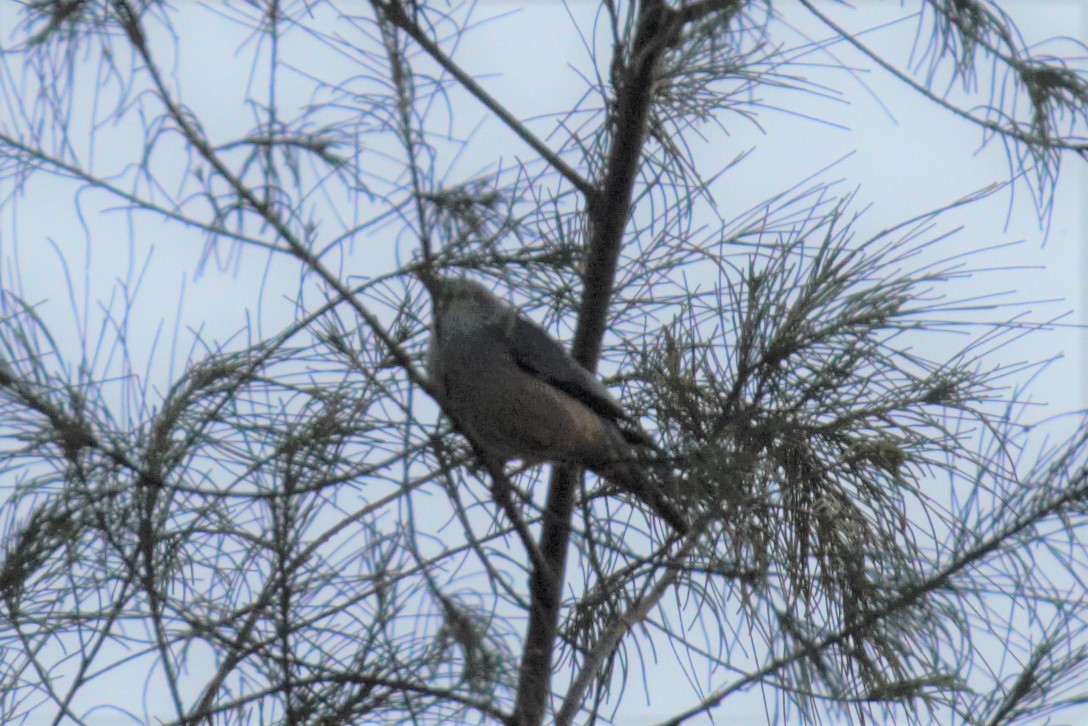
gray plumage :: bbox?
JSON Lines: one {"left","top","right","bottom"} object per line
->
{"left": 421, "top": 273, "right": 687, "bottom": 534}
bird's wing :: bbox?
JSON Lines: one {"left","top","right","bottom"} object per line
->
{"left": 504, "top": 312, "right": 629, "bottom": 423}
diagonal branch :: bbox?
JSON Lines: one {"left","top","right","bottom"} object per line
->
{"left": 372, "top": 0, "right": 596, "bottom": 199}
{"left": 106, "top": 0, "right": 432, "bottom": 398}
{"left": 665, "top": 463, "right": 1088, "bottom": 725}
{"left": 556, "top": 525, "right": 703, "bottom": 725}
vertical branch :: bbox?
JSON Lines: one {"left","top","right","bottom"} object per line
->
{"left": 513, "top": 2, "right": 685, "bottom": 723}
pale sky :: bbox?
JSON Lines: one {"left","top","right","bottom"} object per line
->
{"left": 0, "top": 1, "right": 1084, "bottom": 724}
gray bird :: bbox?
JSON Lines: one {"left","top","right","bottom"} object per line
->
{"left": 420, "top": 273, "right": 687, "bottom": 534}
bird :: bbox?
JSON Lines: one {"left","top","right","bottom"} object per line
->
{"left": 419, "top": 272, "right": 687, "bottom": 535}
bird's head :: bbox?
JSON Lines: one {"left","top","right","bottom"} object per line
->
{"left": 416, "top": 272, "right": 509, "bottom": 338}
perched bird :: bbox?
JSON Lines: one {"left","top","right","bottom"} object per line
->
{"left": 420, "top": 272, "right": 687, "bottom": 534}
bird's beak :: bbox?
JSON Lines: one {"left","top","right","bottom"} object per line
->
{"left": 414, "top": 266, "right": 441, "bottom": 297}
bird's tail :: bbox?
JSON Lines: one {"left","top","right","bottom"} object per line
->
{"left": 592, "top": 453, "right": 688, "bottom": 535}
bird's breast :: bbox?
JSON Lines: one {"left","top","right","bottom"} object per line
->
{"left": 440, "top": 347, "right": 608, "bottom": 464}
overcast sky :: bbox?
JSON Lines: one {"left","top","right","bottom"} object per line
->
{"left": 0, "top": 1, "right": 1084, "bottom": 723}
{"left": 2, "top": 2, "right": 1081, "bottom": 411}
